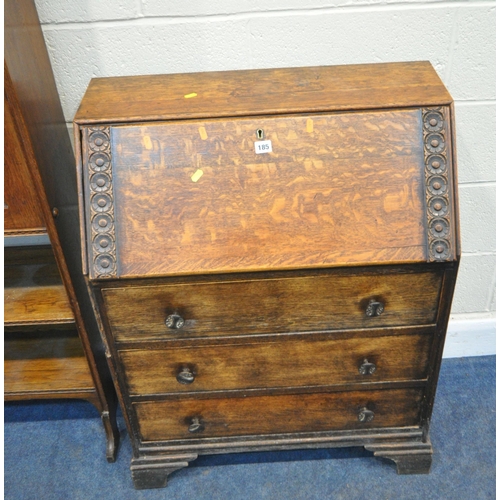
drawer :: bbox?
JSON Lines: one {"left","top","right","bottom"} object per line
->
{"left": 135, "top": 388, "right": 424, "bottom": 442}
{"left": 119, "top": 332, "right": 432, "bottom": 396}
{"left": 103, "top": 270, "right": 443, "bottom": 342}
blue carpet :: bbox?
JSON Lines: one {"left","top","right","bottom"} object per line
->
{"left": 4, "top": 356, "right": 495, "bottom": 499}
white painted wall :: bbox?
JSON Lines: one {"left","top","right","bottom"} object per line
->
{"left": 34, "top": 0, "right": 495, "bottom": 357}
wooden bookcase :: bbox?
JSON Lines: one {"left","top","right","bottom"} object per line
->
{"left": 4, "top": 0, "right": 119, "bottom": 461}
{"left": 4, "top": 246, "right": 96, "bottom": 401}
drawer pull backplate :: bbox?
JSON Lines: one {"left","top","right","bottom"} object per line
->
{"left": 165, "top": 314, "right": 185, "bottom": 329}
{"left": 188, "top": 417, "right": 204, "bottom": 433}
{"left": 365, "top": 300, "right": 384, "bottom": 317}
{"left": 358, "top": 407, "right": 375, "bottom": 423}
{"left": 359, "top": 359, "right": 377, "bottom": 376}
{"left": 176, "top": 367, "right": 195, "bottom": 385}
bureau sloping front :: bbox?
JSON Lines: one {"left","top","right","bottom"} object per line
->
{"left": 81, "top": 107, "right": 456, "bottom": 279}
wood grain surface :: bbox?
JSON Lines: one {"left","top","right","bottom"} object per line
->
{"left": 4, "top": 246, "right": 74, "bottom": 326}
{"left": 104, "top": 108, "right": 427, "bottom": 278}
{"left": 74, "top": 62, "right": 451, "bottom": 124}
{"left": 4, "top": 91, "right": 46, "bottom": 234}
{"left": 4, "top": 330, "right": 94, "bottom": 396}
{"left": 119, "top": 332, "right": 432, "bottom": 396}
{"left": 135, "top": 388, "right": 424, "bottom": 441}
{"left": 102, "top": 269, "right": 443, "bottom": 342}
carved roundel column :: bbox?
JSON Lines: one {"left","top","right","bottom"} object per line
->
{"left": 86, "top": 126, "right": 117, "bottom": 278}
{"left": 422, "top": 108, "right": 453, "bottom": 262}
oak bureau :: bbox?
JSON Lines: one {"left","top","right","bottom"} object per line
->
{"left": 74, "top": 62, "right": 460, "bottom": 489}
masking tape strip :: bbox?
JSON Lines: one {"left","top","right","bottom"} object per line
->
{"left": 191, "top": 169, "right": 204, "bottom": 182}
{"left": 199, "top": 127, "right": 208, "bottom": 140}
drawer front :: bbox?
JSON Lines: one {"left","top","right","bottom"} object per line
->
{"left": 103, "top": 270, "right": 443, "bottom": 342}
{"left": 135, "top": 388, "right": 424, "bottom": 441}
{"left": 119, "top": 332, "right": 432, "bottom": 396}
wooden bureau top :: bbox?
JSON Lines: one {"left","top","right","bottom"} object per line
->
{"left": 75, "top": 61, "right": 452, "bottom": 125}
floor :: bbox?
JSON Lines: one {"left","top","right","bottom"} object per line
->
{"left": 4, "top": 355, "right": 495, "bottom": 499}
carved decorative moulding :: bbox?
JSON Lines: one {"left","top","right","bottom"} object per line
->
{"left": 422, "top": 108, "right": 453, "bottom": 262}
{"left": 85, "top": 126, "right": 117, "bottom": 279}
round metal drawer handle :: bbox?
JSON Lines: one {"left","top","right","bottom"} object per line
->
{"left": 365, "top": 300, "right": 384, "bottom": 317}
{"left": 165, "top": 314, "right": 185, "bottom": 329}
{"left": 358, "top": 407, "right": 375, "bottom": 423}
{"left": 359, "top": 359, "right": 376, "bottom": 376}
{"left": 176, "top": 367, "right": 195, "bottom": 385}
{"left": 188, "top": 417, "right": 204, "bottom": 433}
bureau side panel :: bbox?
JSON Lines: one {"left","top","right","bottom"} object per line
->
{"left": 106, "top": 109, "right": 427, "bottom": 278}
